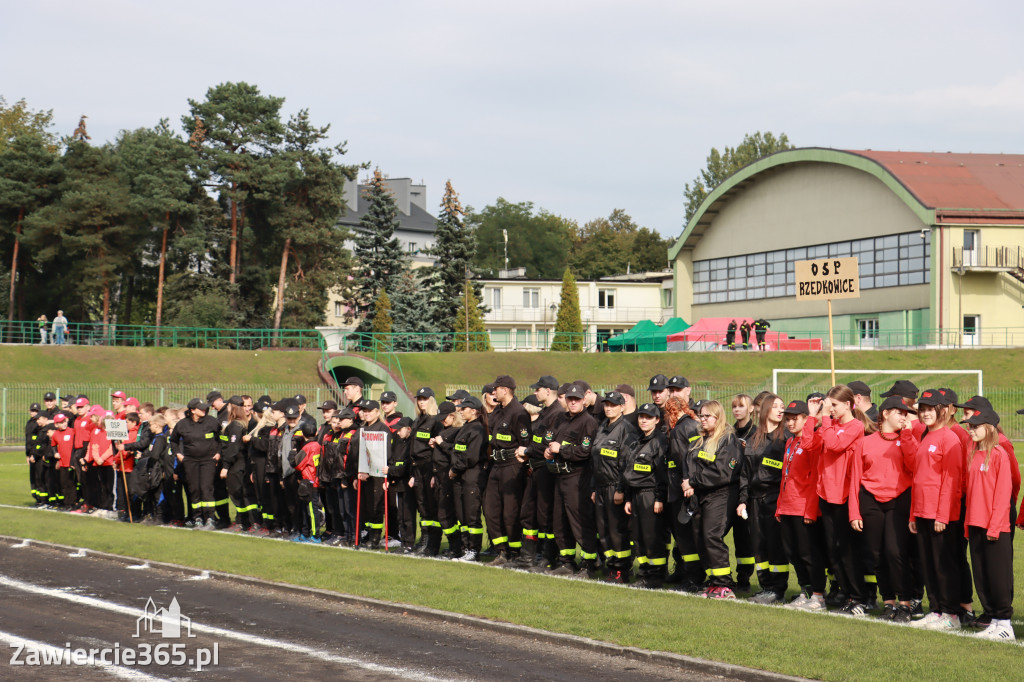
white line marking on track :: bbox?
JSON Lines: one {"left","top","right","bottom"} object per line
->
{"left": 0, "top": 629, "right": 168, "bottom": 681}
{"left": 0, "top": 575, "right": 451, "bottom": 681}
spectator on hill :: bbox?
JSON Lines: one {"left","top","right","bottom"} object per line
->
{"left": 37, "top": 315, "right": 48, "bottom": 344}
{"left": 52, "top": 311, "right": 68, "bottom": 345}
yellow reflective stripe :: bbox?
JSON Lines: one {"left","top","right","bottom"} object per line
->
{"left": 236, "top": 504, "right": 259, "bottom": 512}
{"left": 736, "top": 557, "right": 755, "bottom": 565}
{"left": 614, "top": 550, "right": 632, "bottom": 559}
{"left": 204, "top": 432, "right": 214, "bottom": 439}
{"left": 682, "top": 553, "right": 701, "bottom": 562}
{"left": 496, "top": 433, "right": 512, "bottom": 442}
{"left": 633, "top": 463, "right": 651, "bottom": 472}
{"left": 603, "top": 549, "right": 615, "bottom": 558}
{"left": 709, "top": 567, "right": 731, "bottom": 576}
{"left": 420, "top": 520, "right": 440, "bottom": 527}
{"left": 559, "top": 548, "right": 576, "bottom": 557}
{"left": 636, "top": 556, "right": 649, "bottom": 564}
{"left": 443, "top": 524, "right": 461, "bottom": 535}
{"left": 508, "top": 541, "right": 522, "bottom": 548}
{"left": 688, "top": 435, "right": 701, "bottom": 442}
{"left": 492, "top": 536, "right": 508, "bottom": 545}
{"left": 755, "top": 561, "right": 769, "bottom": 571}
{"left": 580, "top": 551, "right": 598, "bottom": 560}
{"left": 309, "top": 502, "right": 315, "bottom": 534}
{"left": 454, "top": 444, "right": 467, "bottom": 452}
{"left": 219, "top": 435, "right": 229, "bottom": 441}
{"left": 769, "top": 564, "right": 790, "bottom": 573}
{"left": 697, "top": 450, "right": 715, "bottom": 462}
{"left": 561, "top": 441, "right": 573, "bottom": 446}
{"left": 465, "top": 527, "right": 485, "bottom": 535}
{"left": 599, "top": 448, "right": 618, "bottom": 458}
{"left": 667, "top": 460, "right": 677, "bottom": 468}
{"left": 532, "top": 435, "right": 543, "bottom": 444}
{"left": 214, "top": 498, "right": 229, "bottom": 506}
{"left": 522, "top": 528, "right": 539, "bottom": 536}
{"left": 416, "top": 431, "right": 431, "bottom": 439}
{"left": 650, "top": 557, "right": 668, "bottom": 566}
{"left": 864, "top": 574, "right": 877, "bottom": 584}
{"left": 762, "top": 457, "right": 783, "bottom": 469}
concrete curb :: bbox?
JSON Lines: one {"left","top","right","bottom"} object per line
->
{"left": 1, "top": 535, "right": 803, "bottom": 681}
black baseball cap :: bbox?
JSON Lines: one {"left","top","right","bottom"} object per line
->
{"left": 530, "top": 375, "right": 559, "bottom": 390}
{"left": 615, "top": 384, "right": 635, "bottom": 398}
{"left": 782, "top": 400, "right": 809, "bottom": 416}
{"left": 29, "top": 403, "right": 41, "bottom": 412}
{"left": 956, "top": 395, "right": 993, "bottom": 411}
{"left": 317, "top": 400, "right": 338, "bottom": 411}
{"left": 557, "top": 383, "right": 572, "bottom": 396}
{"left": 187, "top": 398, "right": 209, "bottom": 411}
{"left": 415, "top": 387, "right": 435, "bottom": 399}
{"left": 481, "top": 383, "right": 496, "bottom": 394}
{"left": 206, "top": 391, "right": 223, "bottom": 403}
{"left": 564, "top": 383, "right": 585, "bottom": 399}
{"left": 648, "top": 374, "right": 668, "bottom": 391}
{"left": 574, "top": 380, "right": 592, "bottom": 393}
{"left": 602, "top": 391, "right": 625, "bottom": 405}
{"left": 806, "top": 392, "right": 826, "bottom": 402}
{"left": 847, "top": 381, "right": 871, "bottom": 397}
{"left": 362, "top": 399, "right": 381, "bottom": 411}
{"left": 938, "top": 388, "right": 958, "bottom": 406}
{"left": 460, "top": 396, "right": 484, "bottom": 410}
{"left": 284, "top": 403, "right": 301, "bottom": 418}
{"left": 880, "top": 380, "right": 918, "bottom": 399}
{"left": 293, "top": 394, "right": 308, "bottom": 404}
{"left": 879, "top": 395, "right": 917, "bottom": 414}
{"left": 521, "top": 395, "right": 542, "bottom": 408}
{"left": 380, "top": 391, "right": 398, "bottom": 403}
{"left": 637, "top": 402, "right": 660, "bottom": 417}
{"left": 394, "top": 416, "right": 413, "bottom": 429}
{"left": 43, "top": 392, "right": 56, "bottom": 401}
{"left": 335, "top": 408, "right": 356, "bottom": 421}
{"left": 437, "top": 401, "right": 456, "bottom": 416}
{"left": 916, "top": 389, "right": 944, "bottom": 407}
{"left": 667, "top": 376, "right": 690, "bottom": 389}
{"left": 493, "top": 375, "right": 516, "bottom": 390}
{"left": 227, "top": 395, "right": 244, "bottom": 406}
{"left": 962, "top": 409, "right": 999, "bottom": 426}
{"left": 342, "top": 377, "right": 364, "bottom": 388}
{"left": 445, "top": 389, "right": 470, "bottom": 401}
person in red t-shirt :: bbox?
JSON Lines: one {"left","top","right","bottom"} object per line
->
{"left": 84, "top": 406, "right": 115, "bottom": 511}
{"left": 111, "top": 413, "right": 140, "bottom": 521}
{"left": 50, "top": 414, "right": 77, "bottom": 509}
{"left": 962, "top": 408, "right": 1015, "bottom": 641}
{"left": 849, "top": 395, "right": 918, "bottom": 622}
{"left": 777, "top": 400, "right": 826, "bottom": 612}
{"left": 288, "top": 432, "right": 324, "bottom": 542}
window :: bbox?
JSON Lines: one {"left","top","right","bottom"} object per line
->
{"left": 408, "top": 242, "right": 417, "bottom": 253}
{"left": 691, "top": 231, "right": 931, "bottom": 304}
{"left": 857, "top": 318, "right": 879, "bottom": 340}
{"left": 662, "top": 289, "right": 673, "bottom": 308}
{"left": 334, "top": 302, "right": 344, "bottom": 318}
{"left": 487, "top": 287, "right": 501, "bottom": 310}
{"left": 598, "top": 288, "right": 616, "bottom": 309}
{"left": 523, "top": 287, "right": 540, "bottom": 308}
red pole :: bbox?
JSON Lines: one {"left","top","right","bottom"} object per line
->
{"left": 354, "top": 479, "right": 362, "bottom": 547}
{"left": 383, "top": 480, "right": 389, "bottom": 552}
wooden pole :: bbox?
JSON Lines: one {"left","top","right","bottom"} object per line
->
{"left": 827, "top": 298, "right": 836, "bottom": 386}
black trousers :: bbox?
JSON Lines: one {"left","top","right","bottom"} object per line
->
{"left": 954, "top": 498, "right": 973, "bottom": 605}
{"left": 338, "top": 484, "right": 358, "bottom": 542}
{"left": 756, "top": 331, "right": 767, "bottom": 349}
{"left": 96, "top": 466, "right": 114, "bottom": 510}
{"left": 160, "top": 473, "right": 184, "bottom": 523}
{"left": 594, "top": 484, "right": 631, "bottom": 570}
{"left": 58, "top": 467, "right": 77, "bottom": 508}
{"left": 552, "top": 468, "right": 599, "bottom": 565}
{"left": 433, "top": 468, "right": 461, "bottom": 549}
{"left": 780, "top": 515, "right": 826, "bottom": 592}
{"left": 629, "top": 489, "right": 667, "bottom": 575}
{"left": 696, "top": 486, "right": 734, "bottom": 587}
{"left": 182, "top": 457, "right": 216, "bottom": 521}
{"left": 297, "top": 486, "right": 323, "bottom": 538}
{"left": 915, "top": 516, "right": 961, "bottom": 614}
{"left": 322, "top": 480, "right": 340, "bottom": 535}
{"left": 858, "top": 487, "right": 912, "bottom": 601}
{"left": 250, "top": 455, "right": 270, "bottom": 525}
{"left": 410, "top": 459, "right": 439, "bottom": 541}
{"left": 520, "top": 464, "right": 556, "bottom": 546}
{"left": 45, "top": 464, "right": 60, "bottom": 504}
{"left": 483, "top": 459, "right": 526, "bottom": 554}
{"left": 732, "top": 509, "right": 755, "bottom": 583}
{"left": 212, "top": 462, "right": 231, "bottom": 524}
{"left": 669, "top": 497, "right": 704, "bottom": 582}
{"left": 264, "top": 471, "right": 286, "bottom": 530}
{"left": 968, "top": 525, "right": 1014, "bottom": 620}
{"left": 452, "top": 467, "right": 484, "bottom": 550}
{"left": 360, "top": 477, "right": 386, "bottom": 540}
{"left": 750, "top": 493, "right": 789, "bottom": 594}
{"left": 225, "top": 458, "right": 256, "bottom": 526}
{"left": 820, "top": 498, "right": 866, "bottom": 601}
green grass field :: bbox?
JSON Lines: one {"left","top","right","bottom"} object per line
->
{"left": 1, "top": 451, "right": 1021, "bottom": 681}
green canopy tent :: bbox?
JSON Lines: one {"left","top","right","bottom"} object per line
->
{"left": 605, "top": 319, "right": 659, "bottom": 352}
{"left": 633, "top": 317, "right": 691, "bottom": 352}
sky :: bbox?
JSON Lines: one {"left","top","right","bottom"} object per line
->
{"left": 3, "top": 1, "right": 1023, "bottom": 239}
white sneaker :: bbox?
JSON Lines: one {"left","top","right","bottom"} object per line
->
{"left": 976, "top": 622, "right": 1016, "bottom": 641}
{"left": 910, "top": 611, "right": 942, "bottom": 628}
{"left": 386, "top": 538, "right": 402, "bottom": 548}
{"left": 798, "top": 594, "right": 827, "bottom": 612}
{"left": 787, "top": 592, "right": 810, "bottom": 609}
{"left": 924, "top": 614, "right": 960, "bottom": 631}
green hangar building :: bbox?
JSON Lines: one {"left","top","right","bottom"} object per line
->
{"left": 668, "top": 148, "right": 1024, "bottom": 348}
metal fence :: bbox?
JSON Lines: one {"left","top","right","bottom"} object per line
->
{"left": 0, "top": 384, "right": 333, "bottom": 445}
{"left": 0, "top": 321, "right": 324, "bottom": 350}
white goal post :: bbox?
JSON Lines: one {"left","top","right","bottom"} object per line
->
{"left": 772, "top": 369, "right": 983, "bottom": 397}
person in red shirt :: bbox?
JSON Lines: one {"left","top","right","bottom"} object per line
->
{"left": 71, "top": 398, "right": 94, "bottom": 512}
{"left": 111, "top": 391, "right": 127, "bottom": 419}
{"left": 938, "top": 388, "right": 978, "bottom": 626}
{"left": 111, "top": 412, "right": 140, "bottom": 521}
{"left": 776, "top": 400, "right": 826, "bottom": 611}
{"left": 811, "top": 385, "right": 873, "bottom": 615}
{"left": 848, "top": 395, "right": 918, "bottom": 622}
{"left": 50, "top": 413, "right": 77, "bottom": 509}
{"left": 84, "top": 406, "right": 115, "bottom": 511}
{"left": 961, "top": 408, "right": 1015, "bottom": 641}
{"left": 288, "top": 432, "right": 324, "bottom": 543}
{"left": 909, "top": 389, "right": 964, "bottom": 631}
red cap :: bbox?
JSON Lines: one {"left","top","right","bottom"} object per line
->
{"left": 88, "top": 405, "right": 107, "bottom": 417}
{"left": 111, "top": 391, "right": 126, "bottom": 399}
{"left": 124, "top": 397, "right": 140, "bottom": 408}
{"left": 75, "top": 397, "right": 89, "bottom": 407}
{"left": 54, "top": 413, "right": 68, "bottom": 423}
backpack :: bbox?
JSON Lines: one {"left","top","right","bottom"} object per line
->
{"left": 129, "top": 456, "right": 164, "bottom": 498}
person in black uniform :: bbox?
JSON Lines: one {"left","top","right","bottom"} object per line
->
{"left": 648, "top": 374, "right": 669, "bottom": 413}
{"left": 220, "top": 398, "right": 258, "bottom": 531}
{"left": 849, "top": 381, "right": 878, "bottom": 422}
{"left": 385, "top": 416, "right": 410, "bottom": 548}
{"left": 545, "top": 382, "right": 600, "bottom": 578}
{"left": 740, "top": 320, "right": 752, "bottom": 350}
{"left": 451, "top": 396, "right": 488, "bottom": 562}
{"left": 26, "top": 403, "right": 47, "bottom": 506}
{"left": 483, "top": 375, "right": 531, "bottom": 567}
{"left": 737, "top": 394, "right": 790, "bottom": 604}
{"left": 517, "top": 375, "right": 565, "bottom": 570}
{"left": 754, "top": 318, "right": 770, "bottom": 351}
{"left": 663, "top": 394, "right": 705, "bottom": 591}
{"left": 591, "top": 390, "right": 638, "bottom": 583}
{"left": 408, "top": 387, "right": 442, "bottom": 555}
{"left": 169, "top": 398, "right": 221, "bottom": 529}
{"left": 726, "top": 320, "right": 737, "bottom": 351}
{"left": 430, "top": 401, "right": 462, "bottom": 557}
{"left": 619, "top": 403, "right": 670, "bottom": 589}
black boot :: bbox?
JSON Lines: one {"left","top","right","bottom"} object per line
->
{"left": 443, "top": 530, "right": 463, "bottom": 559}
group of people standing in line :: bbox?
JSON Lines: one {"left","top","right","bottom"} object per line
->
{"left": 22, "top": 373, "right": 1018, "bottom": 642}
{"left": 725, "top": 319, "right": 770, "bottom": 351}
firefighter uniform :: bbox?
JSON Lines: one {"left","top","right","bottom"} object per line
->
{"left": 409, "top": 389, "right": 442, "bottom": 554}
{"left": 431, "top": 403, "right": 462, "bottom": 556}
{"left": 619, "top": 413, "right": 670, "bottom": 588}
{"left": 667, "top": 411, "right": 705, "bottom": 588}
{"left": 169, "top": 400, "right": 221, "bottom": 526}
{"left": 591, "top": 393, "right": 638, "bottom": 580}
{"left": 519, "top": 377, "right": 565, "bottom": 568}
{"left": 483, "top": 376, "right": 531, "bottom": 563}
{"left": 452, "top": 400, "right": 487, "bottom": 560}
{"left": 739, "top": 429, "right": 790, "bottom": 600}
{"left": 689, "top": 431, "right": 745, "bottom": 589}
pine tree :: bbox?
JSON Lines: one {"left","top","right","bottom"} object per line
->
{"left": 452, "top": 280, "right": 491, "bottom": 352}
{"left": 550, "top": 267, "right": 583, "bottom": 351}
{"left": 371, "top": 289, "right": 393, "bottom": 352}
{"left": 352, "top": 168, "right": 407, "bottom": 331}
{"left": 391, "top": 269, "right": 439, "bottom": 351}
{"left": 422, "top": 180, "right": 476, "bottom": 329}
